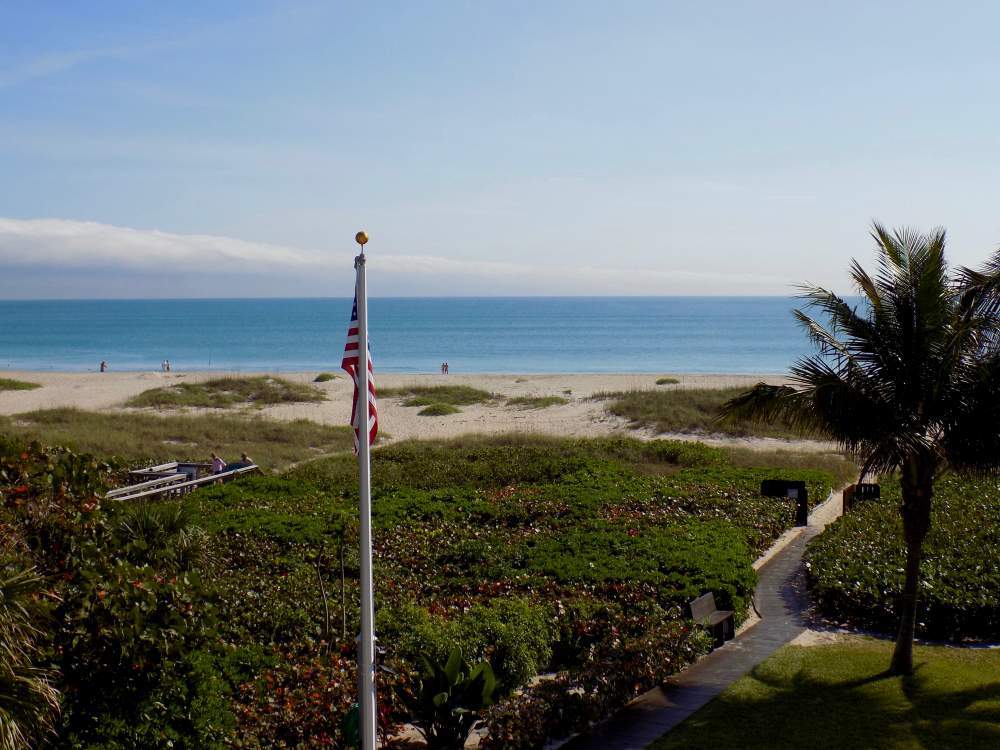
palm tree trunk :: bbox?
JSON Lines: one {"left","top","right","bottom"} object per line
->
{"left": 890, "top": 460, "right": 934, "bottom": 675}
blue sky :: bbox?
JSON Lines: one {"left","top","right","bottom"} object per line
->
{"left": 2, "top": 1, "right": 999, "bottom": 298}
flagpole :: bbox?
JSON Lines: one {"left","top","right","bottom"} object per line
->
{"left": 354, "top": 230, "right": 377, "bottom": 750}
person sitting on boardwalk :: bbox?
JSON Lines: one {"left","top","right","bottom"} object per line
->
{"left": 239, "top": 452, "right": 254, "bottom": 467}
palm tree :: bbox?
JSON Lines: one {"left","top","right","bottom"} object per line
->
{"left": 720, "top": 224, "right": 1000, "bottom": 675}
{"left": 0, "top": 563, "right": 60, "bottom": 750}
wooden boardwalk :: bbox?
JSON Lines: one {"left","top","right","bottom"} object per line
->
{"left": 106, "top": 461, "right": 258, "bottom": 502}
{"left": 563, "top": 492, "right": 843, "bottom": 750}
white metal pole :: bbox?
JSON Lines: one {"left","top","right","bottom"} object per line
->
{"left": 355, "top": 250, "right": 377, "bottom": 750}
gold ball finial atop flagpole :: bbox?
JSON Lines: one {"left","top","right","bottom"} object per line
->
{"left": 355, "top": 231, "right": 369, "bottom": 247}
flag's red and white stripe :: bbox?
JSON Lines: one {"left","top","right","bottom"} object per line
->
{"left": 342, "top": 294, "right": 378, "bottom": 451}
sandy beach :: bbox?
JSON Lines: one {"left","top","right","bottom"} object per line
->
{"left": 0, "top": 370, "right": 838, "bottom": 451}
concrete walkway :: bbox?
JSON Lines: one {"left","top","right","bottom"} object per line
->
{"left": 563, "top": 491, "right": 844, "bottom": 750}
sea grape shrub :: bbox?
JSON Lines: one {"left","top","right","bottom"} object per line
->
{"left": 377, "top": 598, "right": 555, "bottom": 693}
{"left": 805, "top": 475, "right": 1000, "bottom": 640}
{"left": 1, "top": 439, "right": 236, "bottom": 748}
{"left": 54, "top": 552, "right": 233, "bottom": 746}
{"left": 234, "top": 645, "right": 398, "bottom": 749}
{"left": 0, "top": 438, "right": 114, "bottom": 502}
{"left": 524, "top": 519, "right": 756, "bottom": 618}
{"left": 481, "top": 619, "right": 712, "bottom": 750}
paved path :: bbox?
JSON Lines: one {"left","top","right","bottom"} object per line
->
{"left": 562, "top": 492, "right": 843, "bottom": 750}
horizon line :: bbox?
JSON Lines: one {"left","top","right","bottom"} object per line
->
{"left": 0, "top": 293, "right": 834, "bottom": 303}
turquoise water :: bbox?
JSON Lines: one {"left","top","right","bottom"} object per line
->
{"left": 0, "top": 297, "right": 818, "bottom": 373}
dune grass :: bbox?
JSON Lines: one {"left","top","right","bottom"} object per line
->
{"left": 725, "top": 447, "right": 857, "bottom": 489}
{"left": 652, "top": 639, "right": 1000, "bottom": 750}
{"left": 0, "top": 377, "right": 40, "bottom": 391}
{"left": 126, "top": 376, "right": 325, "bottom": 409}
{"left": 656, "top": 377, "right": 680, "bottom": 385}
{"left": 594, "top": 387, "right": 810, "bottom": 439}
{"left": 313, "top": 372, "right": 337, "bottom": 382}
{"left": 0, "top": 408, "right": 351, "bottom": 469}
{"left": 417, "top": 403, "right": 462, "bottom": 416}
{"left": 506, "top": 395, "right": 569, "bottom": 409}
{"left": 379, "top": 384, "right": 493, "bottom": 407}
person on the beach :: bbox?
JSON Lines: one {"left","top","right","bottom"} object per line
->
{"left": 210, "top": 452, "right": 226, "bottom": 474}
{"left": 100, "top": 360, "right": 107, "bottom": 372}
{"left": 161, "top": 360, "right": 167, "bottom": 372}
{"left": 444, "top": 361, "right": 450, "bottom": 374}
{"left": 165, "top": 359, "right": 171, "bottom": 372}
{"left": 440, "top": 362, "right": 446, "bottom": 374}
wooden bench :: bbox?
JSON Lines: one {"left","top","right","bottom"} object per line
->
{"left": 689, "top": 592, "right": 735, "bottom": 647}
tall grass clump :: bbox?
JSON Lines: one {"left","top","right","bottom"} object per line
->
{"left": 0, "top": 377, "right": 41, "bottom": 391}
{"left": 126, "top": 376, "right": 325, "bottom": 409}
{"left": 380, "top": 385, "right": 493, "bottom": 407}
{"left": 418, "top": 403, "right": 462, "bottom": 416}
{"left": 506, "top": 396, "right": 569, "bottom": 409}
{"left": 0, "top": 408, "right": 351, "bottom": 469}
{"left": 595, "top": 387, "right": 808, "bottom": 439}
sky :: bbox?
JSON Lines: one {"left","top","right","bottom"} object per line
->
{"left": 1, "top": 1, "right": 999, "bottom": 298}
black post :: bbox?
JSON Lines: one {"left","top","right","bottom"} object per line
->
{"left": 795, "top": 488, "right": 809, "bottom": 526}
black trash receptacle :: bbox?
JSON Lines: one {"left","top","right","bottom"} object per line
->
{"left": 760, "top": 479, "right": 809, "bottom": 527}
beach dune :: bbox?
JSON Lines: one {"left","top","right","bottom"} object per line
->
{"left": 0, "top": 370, "right": 806, "bottom": 447}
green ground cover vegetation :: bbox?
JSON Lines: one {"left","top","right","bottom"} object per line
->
{"left": 595, "top": 387, "right": 811, "bottom": 439}
{"left": 313, "top": 372, "right": 337, "bottom": 382}
{"left": 806, "top": 475, "right": 1000, "bottom": 640}
{"left": 0, "top": 377, "right": 40, "bottom": 391}
{"left": 189, "top": 434, "right": 832, "bottom": 747}
{"left": 126, "top": 375, "right": 325, "bottom": 409}
{"left": 0, "top": 430, "right": 835, "bottom": 748}
{"left": 506, "top": 395, "right": 569, "bottom": 409}
{"left": 0, "top": 407, "right": 352, "bottom": 469}
{"left": 656, "top": 377, "right": 680, "bottom": 385}
{"left": 651, "top": 639, "right": 1000, "bottom": 750}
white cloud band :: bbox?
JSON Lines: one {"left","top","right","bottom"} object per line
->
{"left": 0, "top": 217, "right": 791, "bottom": 295}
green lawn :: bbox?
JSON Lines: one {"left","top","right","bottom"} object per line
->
{"left": 652, "top": 639, "right": 1000, "bottom": 750}
{"left": 0, "top": 377, "right": 40, "bottom": 391}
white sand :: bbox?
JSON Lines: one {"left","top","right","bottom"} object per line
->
{"left": 0, "top": 370, "right": 836, "bottom": 450}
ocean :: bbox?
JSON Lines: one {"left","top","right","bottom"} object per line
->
{"left": 0, "top": 297, "right": 820, "bottom": 374}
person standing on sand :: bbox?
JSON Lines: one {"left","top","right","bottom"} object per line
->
{"left": 100, "top": 360, "right": 107, "bottom": 372}
{"left": 210, "top": 452, "right": 226, "bottom": 474}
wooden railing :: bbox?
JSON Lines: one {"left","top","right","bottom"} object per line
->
{"left": 107, "top": 464, "right": 258, "bottom": 502}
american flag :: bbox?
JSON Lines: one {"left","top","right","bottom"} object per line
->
{"left": 341, "top": 293, "right": 378, "bottom": 451}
